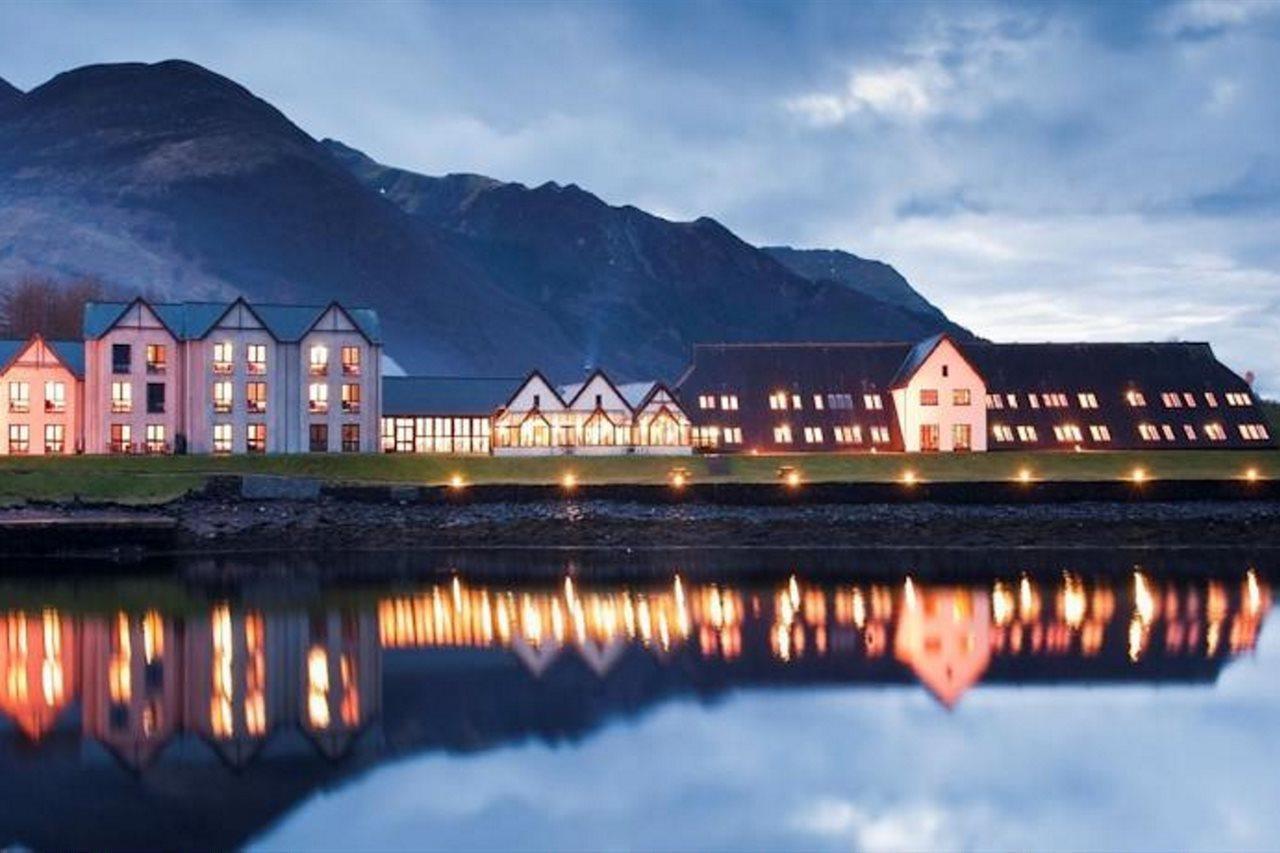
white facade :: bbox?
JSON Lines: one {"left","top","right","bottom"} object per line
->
{"left": 84, "top": 302, "right": 182, "bottom": 454}
{"left": 891, "top": 337, "right": 988, "bottom": 453}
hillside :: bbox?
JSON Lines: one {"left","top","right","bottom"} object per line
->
{"left": 0, "top": 60, "right": 969, "bottom": 379}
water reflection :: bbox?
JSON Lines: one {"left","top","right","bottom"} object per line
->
{"left": 1, "top": 568, "right": 1270, "bottom": 766}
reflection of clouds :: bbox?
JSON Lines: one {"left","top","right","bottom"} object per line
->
{"left": 256, "top": 614, "right": 1280, "bottom": 853}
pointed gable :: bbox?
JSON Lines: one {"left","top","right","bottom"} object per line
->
{"left": 564, "top": 371, "right": 631, "bottom": 413}
{"left": 208, "top": 299, "right": 267, "bottom": 334}
{"left": 504, "top": 371, "right": 566, "bottom": 412}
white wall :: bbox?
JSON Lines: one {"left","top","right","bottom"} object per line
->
{"left": 893, "top": 338, "right": 988, "bottom": 453}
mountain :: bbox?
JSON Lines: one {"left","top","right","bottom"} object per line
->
{"left": 0, "top": 76, "right": 21, "bottom": 108}
{"left": 0, "top": 60, "right": 969, "bottom": 379}
{"left": 762, "top": 245, "right": 951, "bottom": 324}
{"left": 325, "top": 140, "right": 972, "bottom": 374}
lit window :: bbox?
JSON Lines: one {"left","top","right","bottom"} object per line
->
{"left": 1239, "top": 424, "right": 1270, "bottom": 441}
{"left": 145, "top": 424, "right": 166, "bottom": 454}
{"left": 1138, "top": 423, "right": 1160, "bottom": 441}
{"left": 341, "top": 346, "right": 361, "bottom": 376}
{"left": 723, "top": 427, "right": 743, "bottom": 444}
{"left": 1126, "top": 390, "right": 1147, "bottom": 407}
{"left": 341, "top": 423, "right": 361, "bottom": 452}
{"left": 721, "top": 394, "right": 739, "bottom": 410}
{"left": 213, "top": 423, "right": 233, "bottom": 454}
{"left": 920, "top": 389, "right": 939, "bottom": 406}
{"left": 1204, "top": 423, "right": 1227, "bottom": 441}
{"left": 247, "top": 382, "right": 267, "bottom": 413}
{"left": 953, "top": 424, "right": 972, "bottom": 450}
{"left": 213, "top": 342, "right": 233, "bottom": 374}
{"left": 1078, "top": 393, "right": 1098, "bottom": 409}
{"left": 8, "top": 424, "right": 29, "bottom": 454}
{"left": 309, "top": 345, "right": 329, "bottom": 376}
{"left": 8, "top": 381, "right": 29, "bottom": 413}
{"left": 309, "top": 383, "right": 329, "bottom": 413}
{"left": 773, "top": 425, "right": 793, "bottom": 444}
{"left": 213, "top": 381, "right": 233, "bottom": 413}
{"left": 247, "top": 344, "right": 267, "bottom": 375}
{"left": 110, "top": 423, "right": 132, "bottom": 454}
{"left": 692, "top": 426, "right": 719, "bottom": 448}
{"left": 1029, "top": 395, "right": 1040, "bottom": 409}
{"left": 992, "top": 424, "right": 1015, "bottom": 442}
{"left": 953, "top": 389, "right": 971, "bottom": 406}
{"left": 1089, "top": 425, "right": 1111, "bottom": 442}
{"left": 1016, "top": 425, "right": 1038, "bottom": 442}
{"left": 342, "top": 383, "right": 361, "bottom": 414}
{"left": 247, "top": 423, "right": 267, "bottom": 454}
{"left": 1226, "top": 392, "right": 1253, "bottom": 407}
{"left": 44, "top": 381, "right": 66, "bottom": 413}
{"left": 813, "top": 394, "right": 825, "bottom": 410}
{"left": 1161, "top": 392, "right": 1182, "bottom": 408}
{"left": 769, "top": 392, "right": 788, "bottom": 411}
{"left": 864, "top": 394, "right": 884, "bottom": 411}
{"left": 986, "top": 394, "right": 1003, "bottom": 410}
{"left": 1053, "top": 425, "right": 1083, "bottom": 443}
{"left": 870, "top": 426, "right": 891, "bottom": 444}
{"left": 1204, "top": 392, "right": 1218, "bottom": 408}
{"left": 44, "top": 423, "right": 65, "bottom": 454}
{"left": 699, "top": 394, "right": 716, "bottom": 410}
{"left": 1161, "top": 424, "right": 1175, "bottom": 441}
{"left": 146, "top": 344, "right": 167, "bottom": 374}
{"left": 1006, "top": 394, "right": 1019, "bottom": 409}
{"left": 1183, "top": 393, "right": 1197, "bottom": 408}
{"left": 111, "top": 381, "right": 132, "bottom": 413}
{"left": 1180, "top": 424, "right": 1196, "bottom": 440}
{"left": 803, "top": 426, "right": 824, "bottom": 443}
{"left": 834, "top": 425, "right": 862, "bottom": 444}
{"left": 1042, "top": 393, "right": 1068, "bottom": 408}
{"left": 791, "top": 394, "right": 802, "bottom": 410}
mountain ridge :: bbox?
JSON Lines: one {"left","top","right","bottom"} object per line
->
{"left": 0, "top": 59, "right": 970, "bottom": 380}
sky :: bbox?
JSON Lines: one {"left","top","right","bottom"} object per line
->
{"left": 1, "top": 0, "right": 1278, "bottom": 393}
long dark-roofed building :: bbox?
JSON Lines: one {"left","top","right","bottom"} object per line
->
{"left": 676, "top": 335, "right": 1275, "bottom": 453}
{"left": 381, "top": 376, "right": 520, "bottom": 453}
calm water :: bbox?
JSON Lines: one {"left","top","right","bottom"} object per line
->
{"left": 0, "top": 550, "right": 1276, "bottom": 852}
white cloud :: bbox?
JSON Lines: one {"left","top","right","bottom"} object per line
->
{"left": 788, "top": 64, "right": 947, "bottom": 125}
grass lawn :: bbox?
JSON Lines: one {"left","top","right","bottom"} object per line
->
{"left": 0, "top": 448, "right": 1276, "bottom": 504}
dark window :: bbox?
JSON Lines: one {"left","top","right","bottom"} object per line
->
{"left": 310, "top": 424, "right": 329, "bottom": 453}
{"left": 342, "top": 424, "right": 360, "bottom": 452}
{"left": 146, "top": 383, "right": 165, "bottom": 414}
{"left": 112, "top": 344, "right": 131, "bottom": 374}
{"left": 595, "top": 394, "right": 603, "bottom": 408}
{"left": 942, "top": 364, "right": 950, "bottom": 378}
{"left": 533, "top": 394, "right": 541, "bottom": 409}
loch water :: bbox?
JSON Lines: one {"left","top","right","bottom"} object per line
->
{"left": 0, "top": 549, "right": 1276, "bottom": 851}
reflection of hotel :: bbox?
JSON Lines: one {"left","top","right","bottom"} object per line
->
{"left": 0, "top": 570, "right": 1271, "bottom": 769}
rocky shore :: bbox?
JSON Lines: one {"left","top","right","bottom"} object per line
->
{"left": 3, "top": 492, "right": 1280, "bottom": 557}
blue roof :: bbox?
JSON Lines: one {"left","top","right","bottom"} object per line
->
{"left": 83, "top": 299, "right": 382, "bottom": 343}
{"left": 0, "top": 338, "right": 85, "bottom": 377}
{"left": 383, "top": 376, "right": 521, "bottom": 416}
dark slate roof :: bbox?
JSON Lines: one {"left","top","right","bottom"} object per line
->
{"left": 383, "top": 376, "right": 522, "bottom": 416}
{"left": 84, "top": 300, "right": 381, "bottom": 343}
{"left": 0, "top": 339, "right": 85, "bottom": 377}
{"left": 963, "top": 341, "right": 1250, "bottom": 392}
{"left": 678, "top": 342, "right": 913, "bottom": 394}
{"left": 888, "top": 333, "right": 945, "bottom": 387}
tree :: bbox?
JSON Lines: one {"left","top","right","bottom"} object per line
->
{"left": 0, "top": 275, "right": 106, "bottom": 339}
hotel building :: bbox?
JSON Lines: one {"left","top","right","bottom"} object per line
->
{"left": 82, "top": 298, "right": 382, "bottom": 454}
{"left": 381, "top": 369, "right": 693, "bottom": 456}
{"left": 0, "top": 335, "right": 84, "bottom": 455}
{"left": 676, "top": 334, "right": 1274, "bottom": 453}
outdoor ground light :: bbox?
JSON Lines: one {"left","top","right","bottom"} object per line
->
{"left": 1245, "top": 468, "right": 1260, "bottom": 482}
{"left": 901, "top": 470, "right": 917, "bottom": 486}
{"left": 562, "top": 472, "right": 578, "bottom": 490}
{"left": 1018, "top": 468, "right": 1033, "bottom": 484}
{"left": 449, "top": 474, "right": 466, "bottom": 489}
{"left": 1131, "top": 467, "right": 1147, "bottom": 483}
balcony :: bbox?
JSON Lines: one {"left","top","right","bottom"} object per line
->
{"left": 247, "top": 400, "right": 267, "bottom": 414}
{"left": 44, "top": 401, "right": 66, "bottom": 414}
{"left": 309, "top": 364, "right": 328, "bottom": 377}
{"left": 144, "top": 441, "right": 170, "bottom": 455}
{"left": 342, "top": 362, "right": 361, "bottom": 377}
{"left": 109, "top": 441, "right": 134, "bottom": 454}
{"left": 247, "top": 361, "right": 267, "bottom": 375}
{"left": 212, "top": 361, "right": 233, "bottom": 375}
{"left": 111, "top": 403, "right": 132, "bottom": 414}
{"left": 8, "top": 401, "right": 29, "bottom": 414}
{"left": 214, "top": 402, "right": 232, "bottom": 414}
{"left": 342, "top": 401, "right": 361, "bottom": 414}
{"left": 146, "top": 362, "right": 166, "bottom": 375}
{"left": 309, "top": 401, "right": 329, "bottom": 414}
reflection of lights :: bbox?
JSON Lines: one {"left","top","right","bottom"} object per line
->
{"left": 1128, "top": 615, "right": 1147, "bottom": 662}
{"left": 1061, "top": 574, "right": 1086, "bottom": 629}
{"left": 992, "top": 581, "right": 1014, "bottom": 627}
{"left": 788, "top": 575, "right": 800, "bottom": 610}
{"left": 851, "top": 587, "right": 867, "bottom": 629}
{"left": 1018, "top": 575, "right": 1040, "bottom": 622}
{"left": 307, "top": 646, "right": 330, "bottom": 729}
{"left": 904, "top": 577, "right": 918, "bottom": 611}
{"left": 1133, "top": 571, "right": 1155, "bottom": 623}
{"left": 1245, "top": 569, "right": 1262, "bottom": 617}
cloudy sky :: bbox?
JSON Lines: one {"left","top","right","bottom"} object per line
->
{"left": 2, "top": 0, "right": 1278, "bottom": 393}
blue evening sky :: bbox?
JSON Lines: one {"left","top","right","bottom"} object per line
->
{"left": 1, "top": 0, "right": 1277, "bottom": 394}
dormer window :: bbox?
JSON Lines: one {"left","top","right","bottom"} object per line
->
{"left": 213, "top": 342, "right": 233, "bottom": 374}
{"left": 1126, "top": 390, "right": 1147, "bottom": 407}
{"left": 309, "top": 345, "right": 329, "bottom": 376}
{"left": 341, "top": 346, "right": 361, "bottom": 376}
{"left": 146, "top": 344, "right": 167, "bottom": 374}
{"left": 247, "top": 344, "right": 267, "bottom": 375}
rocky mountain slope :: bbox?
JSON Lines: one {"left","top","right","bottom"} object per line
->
{"left": 0, "top": 60, "right": 968, "bottom": 378}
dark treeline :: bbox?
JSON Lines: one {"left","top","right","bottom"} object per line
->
{"left": 0, "top": 274, "right": 130, "bottom": 340}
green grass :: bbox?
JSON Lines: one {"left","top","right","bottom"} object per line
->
{"left": 0, "top": 448, "right": 1276, "bottom": 504}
